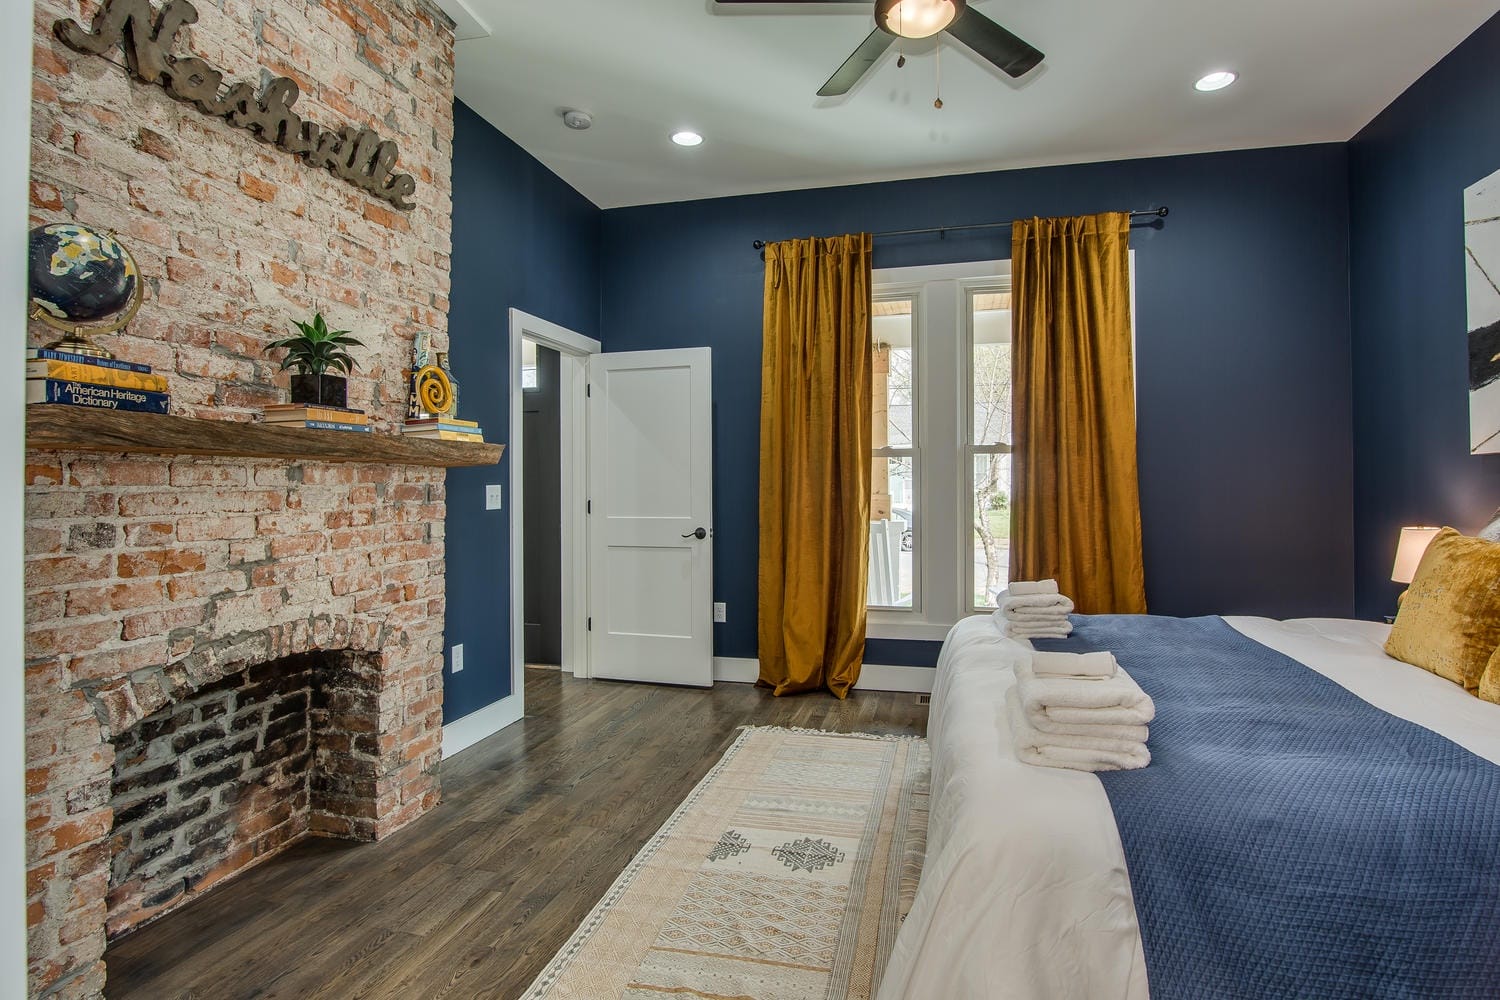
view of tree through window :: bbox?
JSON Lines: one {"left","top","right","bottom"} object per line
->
{"left": 970, "top": 291, "right": 1013, "bottom": 608}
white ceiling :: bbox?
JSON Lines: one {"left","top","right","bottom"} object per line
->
{"left": 446, "top": 0, "right": 1499, "bottom": 210}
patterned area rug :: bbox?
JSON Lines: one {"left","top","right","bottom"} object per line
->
{"left": 521, "top": 727, "right": 930, "bottom": 1000}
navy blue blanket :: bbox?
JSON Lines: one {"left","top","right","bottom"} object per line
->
{"left": 1036, "top": 615, "right": 1500, "bottom": 1000}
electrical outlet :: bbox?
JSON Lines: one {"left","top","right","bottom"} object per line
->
{"left": 713, "top": 602, "right": 727, "bottom": 623}
{"left": 451, "top": 643, "right": 464, "bottom": 673}
{"left": 485, "top": 484, "right": 502, "bottom": 510}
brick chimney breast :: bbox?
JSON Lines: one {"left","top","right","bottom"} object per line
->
{"left": 25, "top": 0, "right": 457, "bottom": 996}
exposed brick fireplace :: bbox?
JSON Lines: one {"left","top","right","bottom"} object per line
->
{"left": 25, "top": 0, "right": 459, "bottom": 995}
{"left": 24, "top": 460, "right": 450, "bottom": 998}
{"left": 106, "top": 648, "right": 382, "bottom": 940}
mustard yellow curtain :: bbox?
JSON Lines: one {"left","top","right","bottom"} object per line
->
{"left": 758, "top": 233, "right": 873, "bottom": 698}
{"left": 1011, "top": 213, "right": 1147, "bottom": 615}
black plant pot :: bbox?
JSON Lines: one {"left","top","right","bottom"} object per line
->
{"left": 289, "top": 373, "right": 348, "bottom": 408}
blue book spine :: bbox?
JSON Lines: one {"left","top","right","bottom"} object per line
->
{"left": 27, "top": 349, "right": 153, "bottom": 374}
{"left": 301, "top": 420, "right": 373, "bottom": 433}
{"left": 404, "top": 423, "right": 483, "bottom": 435}
{"left": 30, "top": 379, "right": 169, "bottom": 413}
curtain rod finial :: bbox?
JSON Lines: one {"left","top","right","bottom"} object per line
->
{"left": 753, "top": 239, "right": 766, "bottom": 250}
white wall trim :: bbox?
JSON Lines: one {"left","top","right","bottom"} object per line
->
{"left": 507, "top": 308, "right": 600, "bottom": 731}
{"left": 443, "top": 693, "right": 524, "bottom": 759}
{"left": 3, "top": 12, "right": 30, "bottom": 991}
{"left": 712, "top": 658, "right": 934, "bottom": 694}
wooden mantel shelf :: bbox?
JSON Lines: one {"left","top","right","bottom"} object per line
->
{"left": 26, "top": 404, "right": 504, "bottom": 468}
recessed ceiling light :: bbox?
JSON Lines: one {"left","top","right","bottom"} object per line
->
{"left": 1194, "top": 71, "right": 1237, "bottom": 93}
{"left": 671, "top": 130, "right": 704, "bottom": 147}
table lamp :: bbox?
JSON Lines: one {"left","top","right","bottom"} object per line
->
{"left": 1391, "top": 526, "right": 1442, "bottom": 585}
{"left": 1389, "top": 526, "right": 1442, "bottom": 619}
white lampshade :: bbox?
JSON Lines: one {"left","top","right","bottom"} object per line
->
{"left": 875, "top": 0, "right": 965, "bottom": 39}
{"left": 1390, "top": 526, "right": 1442, "bottom": 585}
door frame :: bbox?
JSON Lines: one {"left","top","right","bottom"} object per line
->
{"left": 508, "top": 308, "right": 601, "bottom": 698}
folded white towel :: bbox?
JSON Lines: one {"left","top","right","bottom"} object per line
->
{"left": 1006, "top": 688, "right": 1150, "bottom": 772}
{"left": 994, "top": 616, "right": 1073, "bottom": 640}
{"left": 999, "top": 593, "right": 1074, "bottom": 616}
{"left": 1025, "top": 706, "right": 1150, "bottom": 743}
{"left": 1004, "top": 579, "right": 1059, "bottom": 597}
{"left": 1014, "top": 654, "right": 1155, "bottom": 728}
{"left": 1032, "top": 650, "right": 1116, "bottom": 679}
{"left": 1006, "top": 612, "right": 1073, "bottom": 629}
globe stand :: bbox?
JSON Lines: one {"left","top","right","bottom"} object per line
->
{"left": 36, "top": 324, "right": 116, "bottom": 360}
{"left": 31, "top": 274, "right": 142, "bottom": 361}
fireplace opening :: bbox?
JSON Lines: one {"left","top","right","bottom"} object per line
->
{"left": 106, "top": 649, "right": 379, "bottom": 940}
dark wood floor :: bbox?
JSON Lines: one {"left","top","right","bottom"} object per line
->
{"left": 106, "top": 669, "right": 928, "bottom": 999}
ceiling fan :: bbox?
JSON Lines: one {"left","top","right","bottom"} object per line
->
{"left": 716, "top": 0, "right": 1044, "bottom": 98}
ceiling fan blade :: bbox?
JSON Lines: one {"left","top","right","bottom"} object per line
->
{"left": 818, "top": 28, "right": 895, "bottom": 96}
{"left": 714, "top": 1, "right": 870, "bottom": 6}
{"left": 945, "top": 9, "right": 1044, "bottom": 78}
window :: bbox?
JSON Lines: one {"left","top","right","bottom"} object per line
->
{"left": 521, "top": 338, "right": 540, "bottom": 390}
{"left": 870, "top": 296, "right": 917, "bottom": 609}
{"left": 968, "top": 289, "right": 1012, "bottom": 609}
{"left": 866, "top": 261, "right": 1012, "bottom": 639}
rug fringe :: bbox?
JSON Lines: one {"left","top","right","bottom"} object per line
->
{"left": 736, "top": 724, "right": 926, "bottom": 742}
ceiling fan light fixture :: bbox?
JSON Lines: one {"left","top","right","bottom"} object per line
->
{"left": 875, "top": 0, "right": 965, "bottom": 40}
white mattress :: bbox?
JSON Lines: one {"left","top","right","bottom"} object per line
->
{"left": 876, "top": 615, "right": 1500, "bottom": 1000}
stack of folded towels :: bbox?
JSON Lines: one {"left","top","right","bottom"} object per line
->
{"left": 1006, "top": 649, "right": 1155, "bottom": 772}
{"left": 993, "top": 579, "right": 1074, "bottom": 639}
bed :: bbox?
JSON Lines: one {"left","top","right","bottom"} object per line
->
{"left": 876, "top": 613, "right": 1500, "bottom": 1000}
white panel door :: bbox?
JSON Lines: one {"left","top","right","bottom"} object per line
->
{"left": 587, "top": 348, "right": 713, "bottom": 686}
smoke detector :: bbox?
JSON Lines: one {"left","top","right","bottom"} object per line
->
{"left": 561, "top": 109, "right": 593, "bottom": 131}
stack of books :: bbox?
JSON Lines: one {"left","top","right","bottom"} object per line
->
{"left": 25, "top": 348, "right": 170, "bottom": 414}
{"left": 402, "top": 416, "right": 484, "bottom": 442}
{"left": 262, "top": 403, "right": 371, "bottom": 433}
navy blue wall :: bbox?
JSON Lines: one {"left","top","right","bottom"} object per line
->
{"left": 1348, "top": 13, "right": 1500, "bottom": 620}
{"left": 600, "top": 145, "right": 1357, "bottom": 664}
{"left": 444, "top": 100, "right": 600, "bottom": 721}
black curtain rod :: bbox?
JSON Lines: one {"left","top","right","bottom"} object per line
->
{"left": 750, "top": 207, "right": 1169, "bottom": 251}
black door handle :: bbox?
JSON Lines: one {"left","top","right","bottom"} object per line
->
{"left": 682, "top": 527, "right": 707, "bottom": 540}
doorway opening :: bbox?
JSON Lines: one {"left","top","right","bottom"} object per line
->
{"left": 507, "top": 310, "right": 600, "bottom": 715}
{"left": 522, "top": 339, "right": 563, "bottom": 671}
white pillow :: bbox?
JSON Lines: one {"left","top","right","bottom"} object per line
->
{"left": 1481, "top": 508, "right": 1500, "bottom": 543}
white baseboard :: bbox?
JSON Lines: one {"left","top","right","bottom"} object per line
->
{"left": 442, "top": 693, "right": 524, "bottom": 759}
{"left": 712, "top": 657, "right": 934, "bottom": 694}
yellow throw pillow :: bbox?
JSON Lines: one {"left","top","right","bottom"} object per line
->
{"left": 1480, "top": 646, "right": 1500, "bottom": 706}
{"left": 1384, "top": 527, "right": 1500, "bottom": 691}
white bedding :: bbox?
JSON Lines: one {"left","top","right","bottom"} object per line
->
{"left": 876, "top": 615, "right": 1500, "bottom": 1000}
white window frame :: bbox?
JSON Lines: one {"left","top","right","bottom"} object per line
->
{"left": 867, "top": 259, "right": 1011, "bottom": 641}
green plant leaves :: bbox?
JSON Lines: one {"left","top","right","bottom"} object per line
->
{"left": 266, "top": 311, "right": 364, "bottom": 375}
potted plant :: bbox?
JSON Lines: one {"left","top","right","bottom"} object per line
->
{"left": 266, "top": 312, "right": 363, "bottom": 407}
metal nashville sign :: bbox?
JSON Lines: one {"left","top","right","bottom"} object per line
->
{"left": 54, "top": 0, "right": 419, "bottom": 210}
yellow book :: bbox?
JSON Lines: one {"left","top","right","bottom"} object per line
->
{"left": 405, "top": 430, "right": 484, "bottom": 442}
{"left": 404, "top": 416, "right": 479, "bottom": 429}
{"left": 25, "top": 359, "right": 169, "bottom": 393}
{"left": 263, "top": 406, "right": 369, "bottom": 424}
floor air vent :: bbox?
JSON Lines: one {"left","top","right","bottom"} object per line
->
{"left": 917, "top": 694, "right": 931, "bottom": 706}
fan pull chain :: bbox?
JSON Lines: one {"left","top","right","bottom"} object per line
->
{"left": 934, "top": 36, "right": 943, "bottom": 109}
{"left": 897, "top": 7, "right": 906, "bottom": 67}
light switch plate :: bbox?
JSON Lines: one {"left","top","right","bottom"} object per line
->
{"left": 451, "top": 644, "right": 464, "bottom": 672}
{"left": 713, "top": 602, "right": 726, "bottom": 623}
{"left": 485, "top": 485, "right": 502, "bottom": 510}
